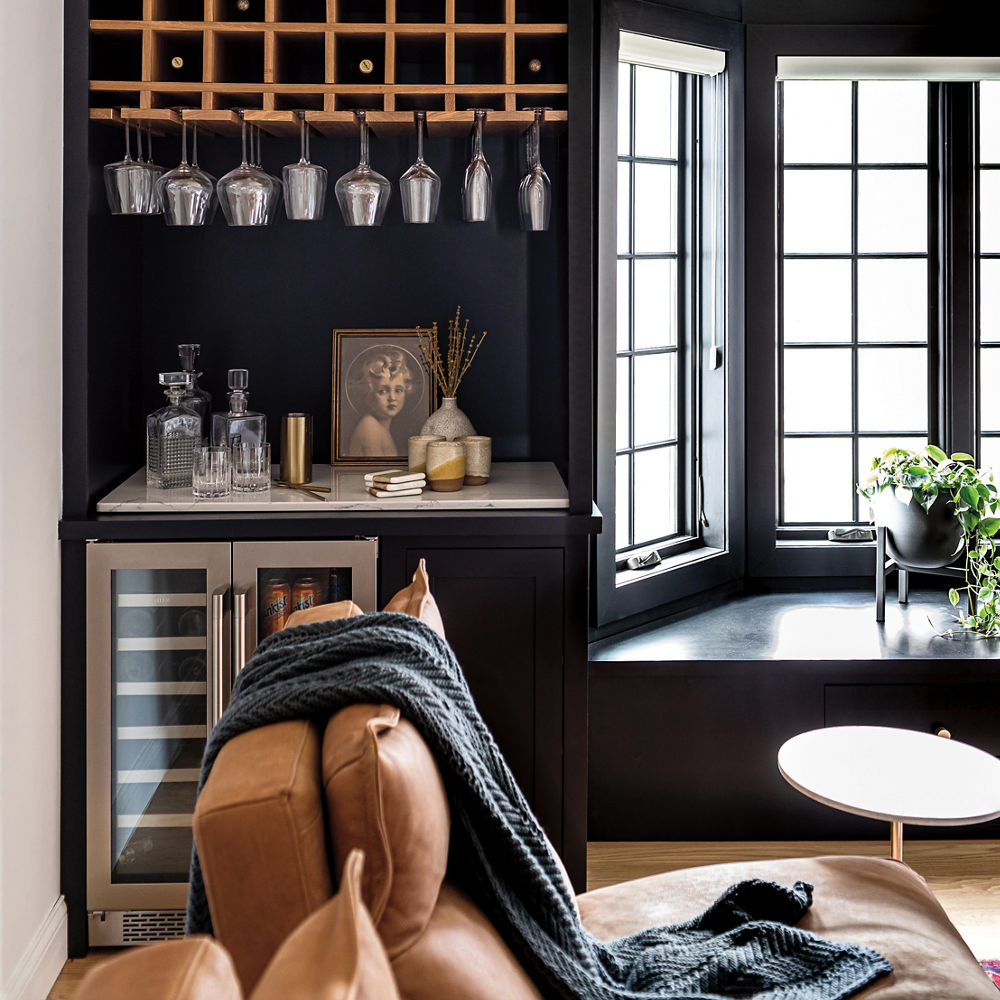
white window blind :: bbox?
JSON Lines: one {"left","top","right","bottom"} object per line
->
{"left": 619, "top": 31, "right": 725, "bottom": 77}
{"left": 777, "top": 56, "right": 1000, "bottom": 81}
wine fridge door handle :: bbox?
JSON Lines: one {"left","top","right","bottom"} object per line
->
{"left": 209, "top": 586, "right": 230, "bottom": 729}
{"left": 234, "top": 588, "right": 249, "bottom": 677}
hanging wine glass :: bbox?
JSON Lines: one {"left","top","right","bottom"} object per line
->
{"left": 400, "top": 110, "right": 440, "bottom": 224}
{"left": 518, "top": 107, "right": 551, "bottom": 232}
{"left": 461, "top": 108, "right": 492, "bottom": 223}
{"left": 140, "top": 127, "right": 165, "bottom": 215}
{"left": 189, "top": 124, "right": 219, "bottom": 225}
{"left": 283, "top": 111, "right": 327, "bottom": 221}
{"left": 155, "top": 117, "right": 217, "bottom": 226}
{"left": 217, "top": 113, "right": 276, "bottom": 226}
{"left": 104, "top": 121, "right": 153, "bottom": 215}
{"left": 335, "top": 110, "right": 391, "bottom": 227}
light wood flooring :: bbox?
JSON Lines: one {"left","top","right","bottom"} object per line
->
{"left": 47, "top": 840, "right": 1000, "bottom": 998}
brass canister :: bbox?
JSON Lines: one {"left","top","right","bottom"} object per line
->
{"left": 280, "top": 413, "right": 313, "bottom": 485}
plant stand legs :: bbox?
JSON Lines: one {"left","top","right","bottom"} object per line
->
{"left": 876, "top": 526, "right": 887, "bottom": 622}
{"left": 898, "top": 568, "right": 909, "bottom": 604}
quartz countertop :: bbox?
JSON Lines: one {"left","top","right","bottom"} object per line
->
{"left": 96, "top": 462, "right": 569, "bottom": 513}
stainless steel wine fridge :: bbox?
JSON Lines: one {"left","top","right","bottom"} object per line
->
{"left": 85, "top": 539, "right": 378, "bottom": 946}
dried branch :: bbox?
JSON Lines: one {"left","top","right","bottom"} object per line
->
{"left": 417, "top": 306, "right": 487, "bottom": 398}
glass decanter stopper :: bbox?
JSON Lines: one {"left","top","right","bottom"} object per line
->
{"left": 146, "top": 372, "right": 201, "bottom": 489}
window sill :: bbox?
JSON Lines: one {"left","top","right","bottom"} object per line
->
{"left": 615, "top": 544, "right": 725, "bottom": 589}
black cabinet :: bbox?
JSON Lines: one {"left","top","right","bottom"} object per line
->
{"left": 380, "top": 534, "right": 589, "bottom": 884}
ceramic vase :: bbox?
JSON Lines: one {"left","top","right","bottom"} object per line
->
{"left": 420, "top": 396, "right": 475, "bottom": 440}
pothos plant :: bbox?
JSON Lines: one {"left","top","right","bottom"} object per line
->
{"left": 857, "top": 445, "right": 1000, "bottom": 638}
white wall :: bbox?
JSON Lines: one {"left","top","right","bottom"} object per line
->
{"left": 0, "top": 0, "right": 66, "bottom": 996}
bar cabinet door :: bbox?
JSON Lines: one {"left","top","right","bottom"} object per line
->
{"left": 231, "top": 539, "right": 378, "bottom": 671}
{"left": 85, "top": 541, "right": 231, "bottom": 941}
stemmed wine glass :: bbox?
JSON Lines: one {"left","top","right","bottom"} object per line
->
{"left": 461, "top": 108, "right": 492, "bottom": 223}
{"left": 217, "top": 113, "right": 278, "bottom": 226}
{"left": 189, "top": 124, "right": 219, "bottom": 225}
{"left": 253, "top": 125, "right": 284, "bottom": 224}
{"left": 335, "top": 110, "right": 391, "bottom": 227}
{"left": 518, "top": 107, "right": 551, "bottom": 232}
{"left": 104, "top": 122, "right": 154, "bottom": 215}
{"left": 155, "top": 117, "right": 217, "bottom": 226}
{"left": 399, "top": 110, "right": 440, "bottom": 224}
{"left": 283, "top": 111, "right": 327, "bottom": 221}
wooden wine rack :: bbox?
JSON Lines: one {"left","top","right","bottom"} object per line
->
{"left": 89, "top": 0, "right": 568, "bottom": 134}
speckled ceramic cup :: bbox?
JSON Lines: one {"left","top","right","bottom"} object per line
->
{"left": 456, "top": 435, "right": 491, "bottom": 485}
{"left": 408, "top": 434, "right": 446, "bottom": 474}
{"left": 425, "top": 440, "right": 465, "bottom": 492}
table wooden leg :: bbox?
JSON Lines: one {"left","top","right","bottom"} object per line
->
{"left": 890, "top": 820, "right": 903, "bottom": 860}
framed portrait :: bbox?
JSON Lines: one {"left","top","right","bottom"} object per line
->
{"left": 331, "top": 329, "right": 433, "bottom": 466}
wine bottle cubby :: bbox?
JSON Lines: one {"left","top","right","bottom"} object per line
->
{"left": 89, "top": 0, "right": 568, "bottom": 133}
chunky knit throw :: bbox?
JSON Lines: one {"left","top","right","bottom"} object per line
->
{"left": 187, "top": 612, "right": 892, "bottom": 999}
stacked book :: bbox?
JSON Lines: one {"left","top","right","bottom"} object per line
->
{"left": 363, "top": 469, "right": 426, "bottom": 498}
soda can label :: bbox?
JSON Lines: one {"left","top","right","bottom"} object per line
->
{"left": 260, "top": 580, "right": 291, "bottom": 636}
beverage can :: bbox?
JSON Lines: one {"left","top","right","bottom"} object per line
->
{"left": 292, "top": 576, "right": 320, "bottom": 614}
{"left": 260, "top": 578, "right": 291, "bottom": 636}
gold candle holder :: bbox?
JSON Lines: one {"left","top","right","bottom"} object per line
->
{"left": 280, "top": 413, "right": 313, "bottom": 485}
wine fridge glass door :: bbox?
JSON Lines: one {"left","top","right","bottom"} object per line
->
{"left": 86, "top": 542, "right": 232, "bottom": 932}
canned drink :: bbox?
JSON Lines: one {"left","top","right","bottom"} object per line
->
{"left": 292, "top": 576, "right": 320, "bottom": 614}
{"left": 260, "top": 579, "right": 291, "bottom": 636}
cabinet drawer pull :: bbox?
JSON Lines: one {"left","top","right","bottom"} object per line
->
{"left": 933, "top": 725, "right": 952, "bottom": 739}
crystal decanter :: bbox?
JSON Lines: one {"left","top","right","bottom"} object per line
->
{"left": 146, "top": 372, "right": 201, "bottom": 489}
{"left": 210, "top": 368, "right": 267, "bottom": 450}
{"left": 177, "top": 343, "right": 212, "bottom": 438}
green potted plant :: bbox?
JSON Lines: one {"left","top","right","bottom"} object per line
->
{"left": 858, "top": 445, "right": 1000, "bottom": 637}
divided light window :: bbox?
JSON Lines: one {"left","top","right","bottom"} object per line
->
{"left": 980, "top": 81, "right": 1000, "bottom": 475}
{"left": 615, "top": 60, "right": 685, "bottom": 551}
{"left": 779, "top": 80, "right": 931, "bottom": 526}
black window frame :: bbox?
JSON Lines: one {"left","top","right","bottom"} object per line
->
{"left": 745, "top": 24, "right": 982, "bottom": 579}
{"left": 594, "top": 0, "right": 744, "bottom": 632}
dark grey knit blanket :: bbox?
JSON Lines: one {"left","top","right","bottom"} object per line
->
{"left": 187, "top": 612, "right": 891, "bottom": 999}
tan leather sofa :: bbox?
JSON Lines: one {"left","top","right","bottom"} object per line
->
{"left": 79, "top": 701, "right": 996, "bottom": 999}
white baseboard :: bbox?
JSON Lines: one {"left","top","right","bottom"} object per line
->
{"left": 1, "top": 896, "right": 68, "bottom": 1000}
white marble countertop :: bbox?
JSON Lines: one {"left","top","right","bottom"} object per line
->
{"left": 96, "top": 462, "right": 569, "bottom": 513}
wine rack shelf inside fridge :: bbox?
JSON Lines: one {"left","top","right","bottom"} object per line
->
{"left": 89, "top": 0, "right": 568, "bottom": 126}
{"left": 85, "top": 539, "right": 377, "bottom": 945}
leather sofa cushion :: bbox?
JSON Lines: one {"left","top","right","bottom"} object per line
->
{"left": 383, "top": 558, "right": 446, "bottom": 638}
{"left": 391, "top": 884, "right": 544, "bottom": 1000}
{"left": 322, "top": 704, "right": 451, "bottom": 958}
{"left": 194, "top": 719, "right": 332, "bottom": 993}
{"left": 75, "top": 937, "right": 242, "bottom": 1000}
{"left": 578, "top": 854, "right": 996, "bottom": 999}
{"left": 253, "top": 849, "right": 401, "bottom": 1000}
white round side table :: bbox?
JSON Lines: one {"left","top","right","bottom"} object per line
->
{"left": 777, "top": 725, "right": 1000, "bottom": 860}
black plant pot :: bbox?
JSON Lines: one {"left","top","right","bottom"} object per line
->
{"left": 875, "top": 487, "right": 964, "bottom": 570}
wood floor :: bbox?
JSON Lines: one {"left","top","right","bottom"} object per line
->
{"left": 47, "top": 840, "right": 1000, "bottom": 998}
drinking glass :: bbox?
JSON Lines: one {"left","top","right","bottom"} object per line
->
{"left": 335, "top": 110, "right": 391, "bottom": 227}
{"left": 156, "top": 119, "right": 218, "bottom": 226}
{"left": 104, "top": 123, "right": 157, "bottom": 215}
{"left": 283, "top": 111, "right": 327, "bottom": 221}
{"left": 189, "top": 124, "right": 219, "bottom": 224}
{"left": 192, "top": 445, "right": 231, "bottom": 497}
{"left": 400, "top": 111, "right": 440, "bottom": 224}
{"left": 253, "top": 125, "right": 284, "bottom": 225}
{"left": 461, "top": 109, "right": 492, "bottom": 223}
{"left": 232, "top": 441, "right": 271, "bottom": 493}
{"left": 217, "top": 114, "right": 278, "bottom": 226}
{"left": 518, "top": 107, "right": 551, "bottom": 232}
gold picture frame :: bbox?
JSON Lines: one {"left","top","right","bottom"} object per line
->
{"left": 331, "top": 329, "right": 433, "bottom": 467}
